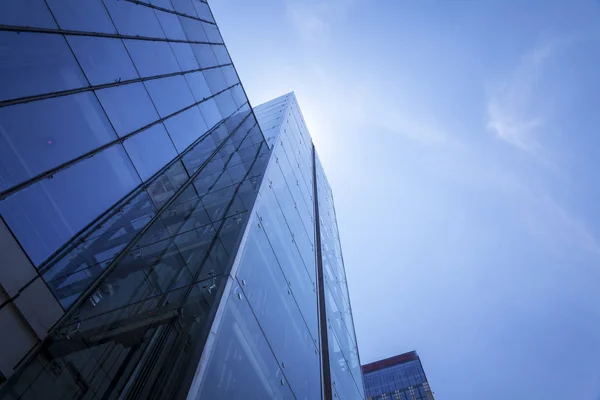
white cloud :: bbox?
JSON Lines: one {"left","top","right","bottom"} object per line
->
{"left": 485, "top": 42, "right": 557, "bottom": 154}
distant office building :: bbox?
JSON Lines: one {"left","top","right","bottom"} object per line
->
{"left": 363, "top": 351, "right": 434, "bottom": 400}
{"left": 0, "top": 1, "right": 363, "bottom": 398}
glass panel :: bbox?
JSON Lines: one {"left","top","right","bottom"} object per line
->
{"left": 221, "top": 65, "right": 239, "bottom": 87}
{"left": 212, "top": 44, "right": 231, "bottom": 65}
{"left": 46, "top": 0, "right": 116, "bottom": 33}
{"left": 124, "top": 39, "right": 181, "bottom": 78}
{"left": 0, "top": 146, "right": 141, "bottom": 266}
{"left": 0, "top": 0, "right": 57, "bottom": 28}
{"left": 190, "top": 43, "right": 218, "bottom": 68}
{"left": 155, "top": 8, "right": 187, "bottom": 40}
{"left": 214, "top": 90, "right": 238, "bottom": 119}
{"left": 103, "top": 0, "right": 165, "bottom": 38}
{"left": 0, "top": 31, "right": 88, "bottom": 102}
{"left": 203, "top": 23, "right": 223, "bottom": 43}
{"left": 236, "top": 222, "right": 320, "bottom": 399}
{"left": 192, "top": 1, "right": 214, "bottom": 22}
{"left": 190, "top": 281, "right": 295, "bottom": 400}
{"left": 203, "top": 67, "right": 228, "bottom": 93}
{"left": 171, "top": 0, "right": 198, "bottom": 17}
{"left": 67, "top": 36, "right": 139, "bottom": 86}
{"left": 198, "top": 98, "right": 223, "bottom": 129}
{"left": 170, "top": 42, "right": 200, "bottom": 71}
{"left": 123, "top": 124, "right": 177, "bottom": 180}
{"left": 144, "top": 75, "right": 195, "bottom": 118}
{"left": 163, "top": 106, "right": 209, "bottom": 153}
{"left": 185, "top": 71, "right": 212, "bottom": 102}
{"left": 95, "top": 82, "right": 160, "bottom": 137}
{"left": 179, "top": 17, "right": 208, "bottom": 42}
{"left": 0, "top": 92, "right": 117, "bottom": 191}
{"left": 255, "top": 189, "right": 319, "bottom": 342}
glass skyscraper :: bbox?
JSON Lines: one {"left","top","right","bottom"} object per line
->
{"left": 0, "top": 1, "right": 364, "bottom": 399}
{"left": 363, "top": 351, "right": 435, "bottom": 400}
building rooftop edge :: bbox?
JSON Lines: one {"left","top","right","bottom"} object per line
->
{"left": 361, "top": 351, "right": 419, "bottom": 374}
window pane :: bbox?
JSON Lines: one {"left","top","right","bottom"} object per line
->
{"left": 198, "top": 98, "right": 223, "bottom": 129}
{"left": 103, "top": 0, "right": 165, "bottom": 38}
{"left": 203, "top": 23, "right": 223, "bottom": 43}
{"left": 171, "top": 0, "right": 197, "bottom": 17}
{"left": 46, "top": 0, "right": 116, "bottom": 33}
{"left": 212, "top": 45, "right": 231, "bottom": 65}
{"left": 0, "top": 146, "right": 141, "bottom": 266}
{"left": 144, "top": 75, "right": 195, "bottom": 118}
{"left": 190, "top": 43, "right": 218, "bottom": 68}
{"left": 0, "top": 92, "right": 118, "bottom": 191}
{"left": 214, "top": 90, "right": 237, "bottom": 118}
{"left": 203, "top": 67, "right": 228, "bottom": 93}
{"left": 67, "top": 36, "right": 138, "bottom": 86}
{"left": 0, "top": 32, "right": 88, "bottom": 102}
{"left": 192, "top": 282, "right": 295, "bottom": 400}
{"left": 155, "top": 9, "right": 187, "bottom": 40}
{"left": 123, "top": 124, "right": 177, "bottom": 180}
{"left": 236, "top": 222, "right": 320, "bottom": 399}
{"left": 0, "top": 0, "right": 57, "bottom": 28}
{"left": 164, "top": 106, "right": 208, "bottom": 153}
{"left": 192, "top": 1, "right": 214, "bottom": 22}
{"left": 124, "top": 39, "right": 181, "bottom": 77}
{"left": 95, "top": 82, "right": 159, "bottom": 137}
{"left": 170, "top": 42, "right": 200, "bottom": 71}
{"left": 179, "top": 17, "right": 208, "bottom": 42}
{"left": 185, "top": 71, "right": 211, "bottom": 102}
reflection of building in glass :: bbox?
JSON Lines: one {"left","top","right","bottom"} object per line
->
{"left": 363, "top": 351, "right": 435, "bottom": 400}
{"left": 0, "top": 2, "right": 363, "bottom": 398}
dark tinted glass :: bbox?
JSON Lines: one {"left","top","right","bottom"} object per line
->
{"left": 179, "top": 16, "right": 208, "bottom": 42}
{"left": 0, "top": 146, "right": 140, "bottom": 265}
{"left": 46, "top": 0, "right": 116, "bottom": 33}
{"left": 171, "top": 42, "right": 200, "bottom": 71}
{"left": 67, "top": 35, "right": 139, "bottom": 86}
{"left": 198, "top": 98, "right": 223, "bottom": 129}
{"left": 95, "top": 82, "right": 160, "bottom": 137}
{"left": 155, "top": 9, "right": 187, "bottom": 40}
{"left": 123, "top": 124, "right": 178, "bottom": 180}
{"left": 164, "top": 106, "right": 209, "bottom": 152}
{"left": 103, "top": 0, "right": 165, "bottom": 38}
{"left": 144, "top": 75, "right": 195, "bottom": 118}
{"left": 0, "top": 92, "right": 117, "bottom": 191}
{"left": 0, "top": 0, "right": 57, "bottom": 28}
{"left": 192, "top": 1, "right": 214, "bottom": 22}
{"left": 0, "top": 31, "right": 88, "bottom": 102}
{"left": 124, "top": 39, "right": 181, "bottom": 77}
{"left": 185, "top": 71, "right": 212, "bottom": 102}
{"left": 171, "top": 0, "right": 198, "bottom": 17}
{"left": 191, "top": 43, "right": 219, "bottom": 68}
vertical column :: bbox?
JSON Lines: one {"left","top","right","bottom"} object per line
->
{"left": 312, "top": 144, "right": 332, "bottom": 400}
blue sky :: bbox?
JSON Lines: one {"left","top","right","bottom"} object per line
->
{"left": 211, "top": 1, "right": 600, "bottom": 398}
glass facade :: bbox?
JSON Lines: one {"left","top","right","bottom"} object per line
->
{"left": 363, "top": 351, "right": 435, "bottom": 400}
{"left": 0, "top": 2, "right": 363, "bottom": 399}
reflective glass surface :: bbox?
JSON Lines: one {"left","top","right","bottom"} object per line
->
{"left": 46, "top": 0, "right": 116, "bottom": 33}
{"left": 95, "top": 82, "right": 160, "bottom": 137}
{"left": 190, "top": 281, "right": 294, "bottom": 400}
{"left": 236, "top": 221, "right": 320, "bottom": 400}
{"left": 144, "top": 75, "right": 195, "bottom": 118}
{"left": 123, "top": 124, "right": 178, "bottom": 180}
{"left": 0, "top": 146, "right": 141, "bottom": 266}
{"left": 67, "top": 35, "right": 139, "bottom": 86}
{"left": 0, "top": 0, "right": 57, "bottom": 28}
{"left": 0, "top": 31, "right": 88, "bottom": 102}
{"left": 0, "top": 92, "right": 117, "bottom": 190}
